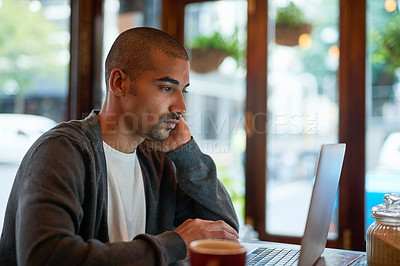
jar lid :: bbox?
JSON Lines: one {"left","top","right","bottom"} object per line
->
{"left": 371, "top": 193, "right": 400, "bottom": 218}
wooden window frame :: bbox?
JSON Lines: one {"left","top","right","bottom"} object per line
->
{"left": 244, "top": 0, "right": 366, "bottom": 251}
{"left": 69, "top": 0, "right": 104, "bottom": 120}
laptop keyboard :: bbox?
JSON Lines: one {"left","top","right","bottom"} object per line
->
{"left": 246, "top": 247, "right": 300, "bottom": 265}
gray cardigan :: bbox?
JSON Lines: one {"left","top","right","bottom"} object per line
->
{"left": 0, "top": 110, "right": 239, "bottom": 266}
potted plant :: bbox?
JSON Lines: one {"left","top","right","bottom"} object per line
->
{"left": 187, "top": 32, "right": 241, "bottom": 73}
{"left": 275, "top": 2, "right": 312, "bottom": 46}
{"left": 371, "top": 13, "right": 400, "bottom": 74}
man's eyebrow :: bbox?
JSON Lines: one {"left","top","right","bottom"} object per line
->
{"left": 157, "top": 77, "right": 179, "bottom": 85}
{"left": 157, "top": 76, "right": 190, "bottom": 88}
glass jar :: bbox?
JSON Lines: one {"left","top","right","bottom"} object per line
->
{"left": 366, "top": 193, "right": 400, "bottom": 266}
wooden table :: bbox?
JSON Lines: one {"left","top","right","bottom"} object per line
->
{"left": 173, "top": 240, "right": 367, "bottom": 265}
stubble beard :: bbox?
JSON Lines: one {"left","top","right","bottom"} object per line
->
{"left": 147, "top": 113, "right": 180, "bottom": 141}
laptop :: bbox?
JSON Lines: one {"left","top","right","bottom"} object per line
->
{"left": 245, "top": 143, "right": 346, "bottom": 266}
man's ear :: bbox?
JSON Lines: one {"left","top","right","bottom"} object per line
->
{"left": 109, "top": 68, "right": 128, "bottom": 97}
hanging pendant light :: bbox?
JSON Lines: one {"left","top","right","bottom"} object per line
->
{"left": 385, "top": 0, "right": 397, "bottom": 12}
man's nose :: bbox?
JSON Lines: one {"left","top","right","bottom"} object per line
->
{"left": 170, "top": 91, "right": 186, "bottom": 115}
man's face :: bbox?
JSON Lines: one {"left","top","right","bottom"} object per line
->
{"left": 120, "top": 50, "right": 190, "bottom": 141}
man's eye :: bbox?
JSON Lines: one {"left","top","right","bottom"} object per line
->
{"left": 161, "top": 86, "right": 172, "bottom": 92}
{"left": 182, "top": 89, "right": 189, "bottom": 94}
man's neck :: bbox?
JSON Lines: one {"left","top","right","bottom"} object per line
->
{"left": 98, "top": 111, "right": 144, "bottom": 153}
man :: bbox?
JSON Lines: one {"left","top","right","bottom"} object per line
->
{"left": 0, "top": 27, "right": 239, "bottom": 265}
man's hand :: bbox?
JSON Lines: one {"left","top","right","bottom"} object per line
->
{"left": 174, "top": 218, "right": 239, "bottom": 253}
{"left": 145, "top": 117, "right": 191, "bottom": 153}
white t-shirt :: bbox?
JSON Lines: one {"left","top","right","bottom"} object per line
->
{"left": 103, "top": 142, "right": 146, "bottom": 242}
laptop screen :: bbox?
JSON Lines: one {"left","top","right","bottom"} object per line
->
{"left": 299, "top": 143, "right": 346, "bottom": 265}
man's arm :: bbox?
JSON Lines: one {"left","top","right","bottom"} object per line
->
{"left": 145, "top": 117, "right": 240, "bottom": 247}
{"left": 167, "top": 138, "right": 240, "bottom": 232}
{"left": 11, "top": 135, "right": 185, "bottom": 266}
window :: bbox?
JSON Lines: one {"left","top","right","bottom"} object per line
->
{"left": 266, "top": 0, "right": 339, "bottom": 238}
{"left": 183, "top": 1, "right": 247, "bottom": 224}
{"left": 0, "top": 0, "right": 71, "bottom": 231}
{"left": 365, "top": 0, "right": 400, "bottom": 231}
{"left": 245, "top": 0, "right": 367, "bottom": 249}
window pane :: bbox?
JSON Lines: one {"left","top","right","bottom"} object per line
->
{"left": 0, "top": 0, "right": 70, "bottom": 231}
{"left": 365, "top": 0, "right": 400, "bottom": 232}
{"left": 266, "top": 0, "right": 339, "bottom": 238}
{"left": 184, "top": 1, "right": 247, "bottom": 225}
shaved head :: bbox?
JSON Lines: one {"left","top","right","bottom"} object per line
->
{"left": 105, "top": 27, "right": 189, "bottom": 89}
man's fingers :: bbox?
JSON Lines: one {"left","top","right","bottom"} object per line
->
{"left": 209, "top": 229, "right": 239, "bottom": 242}
{"left": 174, "top": 218, "right": 239, "bottom": 248}
{"left": 179, "top": 218, "right": 193, "bottom": 228}
{"left": 208, "top": 220, "right": 239, "bottom": 238}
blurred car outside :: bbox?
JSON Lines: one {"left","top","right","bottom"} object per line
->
{"left": 0, "top": 113, "right": 57, "bottom": 164}
{"left": 375, "top": 132, "right": 400, "bottom": 172}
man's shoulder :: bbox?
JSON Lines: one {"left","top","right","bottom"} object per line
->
{"left": 39, "top": 110, "right": 102, "bottom": 149}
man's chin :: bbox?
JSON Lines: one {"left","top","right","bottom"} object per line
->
{"left": 146, "top": 126, "right": 172, "bottom": 141}
{"left": 146, "top": 133, "right": 170, "bottom": 141}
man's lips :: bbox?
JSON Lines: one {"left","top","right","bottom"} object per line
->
{"left": 165, "top": 119, "right": 179, "bottom": 129}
